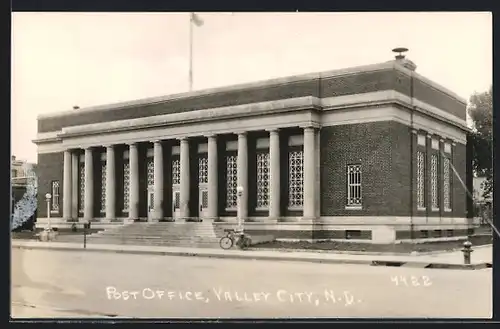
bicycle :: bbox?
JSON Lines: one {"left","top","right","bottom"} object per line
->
{"left": 219, "top": 229, "right": 251, "bottom": 250}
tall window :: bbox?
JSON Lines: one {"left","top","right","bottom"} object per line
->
{"left": 288, "top": 150, "right": 304, "bottom": 209}
{"left": 147, "top": 158, "right": 154, "bottom": 187}
{"left": 78, "top": 163, "right": 85, "bottom": 212}
{"left": 199, "top": 157, "right": 208, "bottom": 184}
{"left": 100, "top": 162, "right": 107, "bottom": 213}
{"left": 347, "top": 164, "right": 362, "bottom": 207}
{"left": 199, "top": 157, "right": 209, "bottom": 210}
{"left": 256, "top": 152, "right": 270, "bottom": 209}
{"left": 51, "top": 180, "right": 60, "bottom": 212}
{"left": 416, "top": 151, "right": 425, "bottom": 209}
{"left": 443, "top": 157, "right": 451, "bottom": 211}
{"left": 431, "top": 154, "right": 439, "bottom": 210}
{"left": 123, "top": 162, "right": 130, "bottom": 212}
{"left": 226, "top": 155, "right": 238, "bottom": 209}
{"left": 172, "top": 159, "right": 180, "bottom": 185}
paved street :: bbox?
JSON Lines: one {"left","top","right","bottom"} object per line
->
{"left": 11, "top": 248, "right": 492, "bottom": 319}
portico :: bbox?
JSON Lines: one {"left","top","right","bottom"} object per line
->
{"left": 58, "top": 115, "right": 319, "bottom": 223}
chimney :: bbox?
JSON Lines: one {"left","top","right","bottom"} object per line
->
{"left": 391, "top": 47, "right": 417, "bottom": 71}
{"left": 73, "top": 105, "right": 80, "bottom": 110}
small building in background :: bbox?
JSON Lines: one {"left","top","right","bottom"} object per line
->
{"left": 11, "top": 155, "right": 37, "bottom": 231}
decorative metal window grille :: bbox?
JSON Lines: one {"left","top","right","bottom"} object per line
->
{"left": 226, "top": 155, "right": 238, "bottom": 209}
{"left": 123, "top": 162, "right": 130, "bottom": 212}
{"left": 174, "top": 191, "right": 180, "bottom": 210}
{"left": 147, "top": 158, "right": 154, "bottom": 187}
{"left": 347, "top": 165, "right": 362, "bottom": 206}
{"left": 100, "top": 162, "right": 106, "bottom": 212}
{"left": 172, "top": 159, "right": 180, "bottom": 185}
{"left": 288, "top": 151, "right": 304, "bottom": 208}
{"left": 443, "top": 157, "right": 451, "bottom": 210}
{"left": 416, "top": 151, "right": 425, "bottom": 209}
{"left": 199, "top": 157, "right": 208, "bottom": 184}
{"left": 149, "top": 192, "right": 154, "bottom": 210}
{"left": 431, "top": 154, "right": 439, "bottom": 209}
{"left": 79, "top": 163, "right": 85, "bottom": 212}
{"left": 201, "top": 190, "right": 208, "bottom": 209}
{"left": 51, "top": 181, "right": 60, "bottom": 211}
{"left": 256, "top": 152, "right": 270, "bottom": 209}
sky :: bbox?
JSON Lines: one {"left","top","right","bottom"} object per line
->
{"left": 11, "top": 12, "right": 492, "bottom": 163}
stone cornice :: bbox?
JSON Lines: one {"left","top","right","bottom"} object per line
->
{"left": 33, "top": 90, "right": 469, "bottom": 145}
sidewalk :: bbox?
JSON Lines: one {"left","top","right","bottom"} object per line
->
{"left": 11, "top": 240, "right": 492, "bottom": 270}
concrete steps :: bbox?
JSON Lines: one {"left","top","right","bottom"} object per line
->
{"left": 56, "top": 221, "right": 225, "bottom": 247}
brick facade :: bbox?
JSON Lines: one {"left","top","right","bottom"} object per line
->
{"left": 319, "top": 120, "right": 468, "bottom": 218}
{"left": 37, "top": 152, "right": 63, "bottom": 218}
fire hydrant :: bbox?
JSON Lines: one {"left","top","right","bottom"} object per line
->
{"left": 462, "top": 240, "right": 473, "bottom": 265}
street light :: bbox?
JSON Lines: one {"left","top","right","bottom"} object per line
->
{"left": 236, "top": 186, "right": 244, "bottom": 231}
{"left": 45, "top": 193, "right": 52, "bottom": 231}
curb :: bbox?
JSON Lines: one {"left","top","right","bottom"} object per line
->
{"left": 12, "top": 243, "right": 491, "bottom": 270}
{"left": 253, "top": 243, "right": 493, "bottom": 256}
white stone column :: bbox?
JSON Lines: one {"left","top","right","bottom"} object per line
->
{"left": 303, "top": 126, "right": 316, "bottom": 220}
{"left": 71, "top": 152, "right": 79, "bottom": 219}
{"left": 207, "top": 134, "right": 218, "bottom": 220}
{"left": 105, "top": 145, "right": 116, "bottom": 220}
{"left": 237, "top": 132, "right": 248, "bottom": 220}
{"left": 153, "top": 140, "right": 164, "bottom": 220}
{"left": 63, "top": 150, "right": 72, "bottom": 220}
{"left": 268, "top": 129, "right": 280, "bottom": 220}
{"left": 129, "top": 143, "right": 140, "bottom": 220}
{"left": 180, "top": 137, "right": 190, "bottom": 218}
{"left": 83, "top": 147, "right": 94, "bottom": 220}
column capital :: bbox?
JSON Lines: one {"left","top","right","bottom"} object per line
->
{"left": 103, "top": 144, "right": 115, "bottom": 149}
{"left": 452, "top": 141, "right": 457, "bottom": 146}
{"left": 84, "top": 146, "right": 94, "bottom": 151}
{"left": 411, "top": 129, "right": 418, "bottom": 134}
{"left": 150, "top": 139, "right": 162, "bottom": 144}
{"left": 265, "top": 128, "right": 280, "bottom": 133}
{"left": 235, "top": 131, "right": 247, "bottom": 137}
{"left": 204, "top": 133, "right": 218, "bottom": 138}
{"left": 177, "top": 136, "right": 189, "bottom": 142}
{"left": 127, "top": 142, "right": 138, "bottom": 147}
{"left": 426, "top": 134, "right": 432, "bottom": 139}
{"left": 302, "top": 126, "right": 316, "bottom": 133}
{"left": 300, "top": 123, "right": 320, "bottom": 130}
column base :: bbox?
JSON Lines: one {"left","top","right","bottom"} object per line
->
{"left": 278, "top": 217, "right": 302, "bottom": 222}
{"left": 200, "top": 217, "right": 218, "bottom": 223}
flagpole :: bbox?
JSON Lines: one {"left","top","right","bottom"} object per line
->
{"left": 188, "top": 13, "right": 193, "bottom": 92}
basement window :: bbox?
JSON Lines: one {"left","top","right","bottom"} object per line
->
{"left": 345, "top": 230, "right": 362, "bottom": 239}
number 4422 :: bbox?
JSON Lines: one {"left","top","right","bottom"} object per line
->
{"left": 390, "top": 275, "right": 432, "bottom": 287}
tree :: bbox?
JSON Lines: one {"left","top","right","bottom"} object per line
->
{"left": 467, "top": 85, "right": 493, "bottom": 200}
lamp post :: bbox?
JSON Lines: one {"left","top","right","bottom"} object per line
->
{"left": 236, "top": 186, "right": 244, "bottom": 231}
{"left": 45, "top": 193, "right": 52, "bottom": 231}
